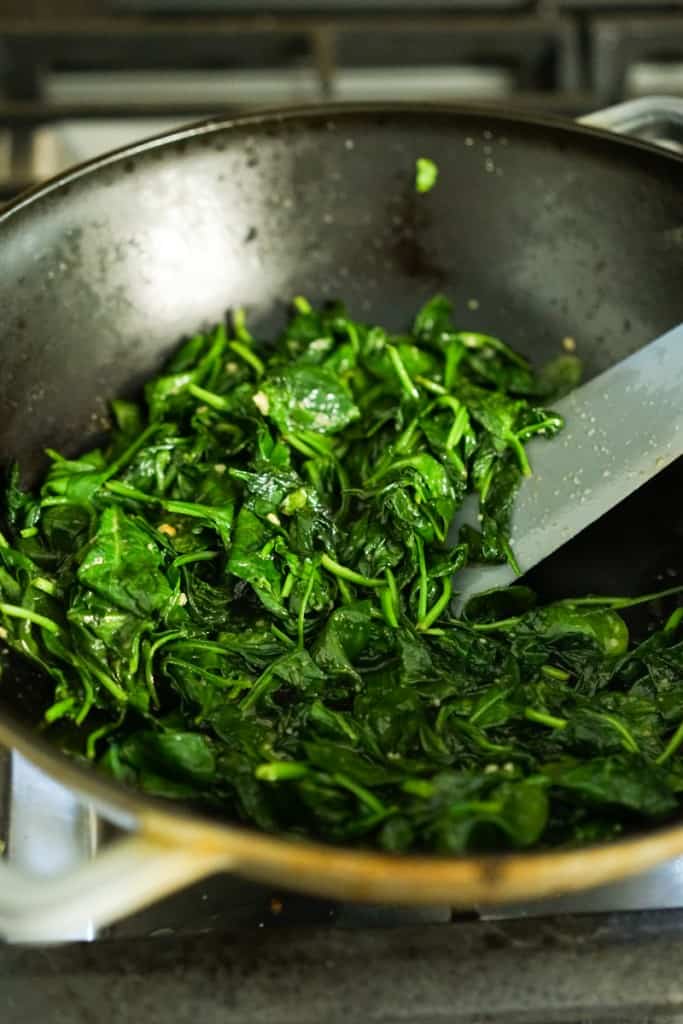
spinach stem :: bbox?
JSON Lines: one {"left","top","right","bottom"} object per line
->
{"left": 402, "top": 778, "right": 434, "bottom": 798}
{"left": 444, "top": 341, "right": 464, "bottom": 389}
{"left": 310, "top": 700, "right": 359, "bottom": 742}
{"left": 298, "top": 563, "right": 318, "bottom": 648}
{"left": 333, "top": 773, "right": 385, "bottom": 814}
{"left": 454, "top": 330, "right": 529, "bottom": 369}
{"left": 415, "top": 536, "right": 429, "bottom": 624}
{"left": 74, "top": 681, "right": 95, "bottom": 725}
{"left": 385, "top": 567, "right": 400, "bottom": 612}
{"left": 415, "top": 375, "right": 446, "bottom": 395}
{"left": 320, "top": 553, "right": 383, "bottom": 588}
{"left": 284, "top": 434, "right": 318, "bottom": 459}
{"left": 232, "top": 308, "right": 253, "bottom": 343}
{"left": 418, "top": 577, "right": 452, "bottom": 631}
{"left": 665, "top": 607, "right": 683, "bottom": 634}
{"left": 336, "top": 459, "right": 351, "bottom": 521}
{"left": 31, "top": 577, "right": 58, "bottom": 597}
{"left": 524, "top": 708, "right": 567, "bottom": 730}
{"left": 478, "top": 464, "right": 495, "bottom": 505}
{"left": 517, "top": 417, "right": 563, "bottom": 441}
{"left": 501, "top": 537, "right": 522, "bottom": 576}
{"left": 362, "top": 421, "right": 420, "bottom": 489}
{"left": 271, "top": 625, "right": 296, "bottom": 647}
{"left": 44, "top": 697, "right": 76, "bottom": 723}
{"left": 165, "top": 657, "right": 249, "bottom": 694}
{"left": 40, "top": 497, "right": 79, "bottom": 508}
{"left": 657, "top": 720, "right": 683, "bottom": 765}
{"left": 468, "top": 615, "right": 522, "bottom": 632}
{"left": 86, "top": 712, "right": 125, "bottom": 760}
{"left": 281, "top": 572, "right": 295, "bottom": 600}
{"left": 380, "top": 586, "right": 399, "bottom": 629}
{"left": 0, "top": 603, "right": 61, "bottom": 635}
{"left": 542, "top": 664, "right": 570, "bottom": 681}
{"left": 81, "top": 657, "right": 128, "bottom": 704}
{"left": 446, "top": 408, "right": 469, "bottom": 451}
{"left": 143, "top": 630, "right": 186, "bottom": 703}
{"left": 584, "top": 710, "right": 639, "bottom": 753}
{"left": 394, "top": 417, "right": 420, "bottom": 455}
{"left": 566, "top": 585, "right": 683, "bottom": 610}
{"left": 256, "top": 761, "right": 308, "bottom": 781}
{"left": 228, "top": 340, "right": 264, "bottom": 378}
{"left": 387, "top": 346, "right": 419, "bottom": 400}
{"left": 507, "top": 432, "right": 532, "bottom": 477}
{"left": 172, "top": 550, "right": 218, "bottom": 569}
{"left": 470, "top": 687, "right": 509, "bottom": 725}
{"left": 345, "top": 320, "right": 360, "bottom": 354}
{"left": 188, "top": 383, "right": 231, "bottom": 411}
{"left": 104, "top": 422, "right": 160, "bottom": 482}
{"left": 240, "top": 664, "right": 274, "bottom": 710}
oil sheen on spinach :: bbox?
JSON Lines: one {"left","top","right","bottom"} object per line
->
{"left": 2, "top": 295, "right": 683, "bottom": 854}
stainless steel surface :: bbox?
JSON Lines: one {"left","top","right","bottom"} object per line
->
{"left": 6, "top": 753, "right": 98, "bottom": 941}
{"left": 453, "top": 322, "right": 683, "bottom": 609}
{"left": 483, "top": 857, "right": 683, "bottom": 919}
{"left": 580, "top": 94, "right": 683, "bottom": 153}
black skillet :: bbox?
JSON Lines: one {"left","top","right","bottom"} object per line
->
{"left": 0, "top": 104, "right": 682, "bottom": 933}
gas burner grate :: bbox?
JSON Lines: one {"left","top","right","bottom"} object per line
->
{"left": 0, "top": 2, "right": 589, "bottom": 200}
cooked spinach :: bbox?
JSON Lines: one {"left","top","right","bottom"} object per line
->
{"left": 1, "top": 295, "right": 682, "bottom": 854}
{"left": 415, "top": 157, "right": 438, "bottom": 194}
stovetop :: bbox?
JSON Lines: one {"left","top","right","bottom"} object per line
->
{"left": 7, "top": 749, "right": 683, "bottom": 1023}
{"left": 6, "top": 910, "right": 683, "bottom": 1024}
{"left": 4, "top": 0, "right": 683, "bottom": 204}
{"left": 3, "top": 8, "right": 683, "bottom": 1019}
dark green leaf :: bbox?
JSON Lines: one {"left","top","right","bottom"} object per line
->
{"left": 78, "top": 507, "right": 173, "bottom": 617}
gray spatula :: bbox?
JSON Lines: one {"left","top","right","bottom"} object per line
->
{"left": 451, "top": 323, "right": 683, "bottom": 614}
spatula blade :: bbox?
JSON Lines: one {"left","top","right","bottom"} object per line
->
{"left": 451, "top": 323, "right": 683, "bottom": 613}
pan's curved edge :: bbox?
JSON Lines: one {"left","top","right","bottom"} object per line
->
{"left": 1, "top": 100, "right": 682, "bottom": 224}
{"left": 3, "top": 704, "right": 683, "bottom": 906}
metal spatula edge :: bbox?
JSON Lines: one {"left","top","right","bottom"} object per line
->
{"left": 450, "top": 323, "right": 683, "bottom": 614}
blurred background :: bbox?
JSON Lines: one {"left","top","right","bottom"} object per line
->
{"left": 0, "top": 0, "right": 682, "bottom": 203}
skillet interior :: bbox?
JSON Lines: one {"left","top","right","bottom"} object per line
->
{"left": 1, "top": 103, "right": 683, "bottom": 867}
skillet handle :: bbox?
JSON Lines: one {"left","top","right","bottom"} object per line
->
{"left": 0, "top": 830, "right": 231, "bottom": 943}
{"left": 578, "top": 96, "right": 683, "bottom": 152}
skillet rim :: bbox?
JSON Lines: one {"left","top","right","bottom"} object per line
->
{"left": 2, "top": 99, "right": 682, "bottom": 221}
